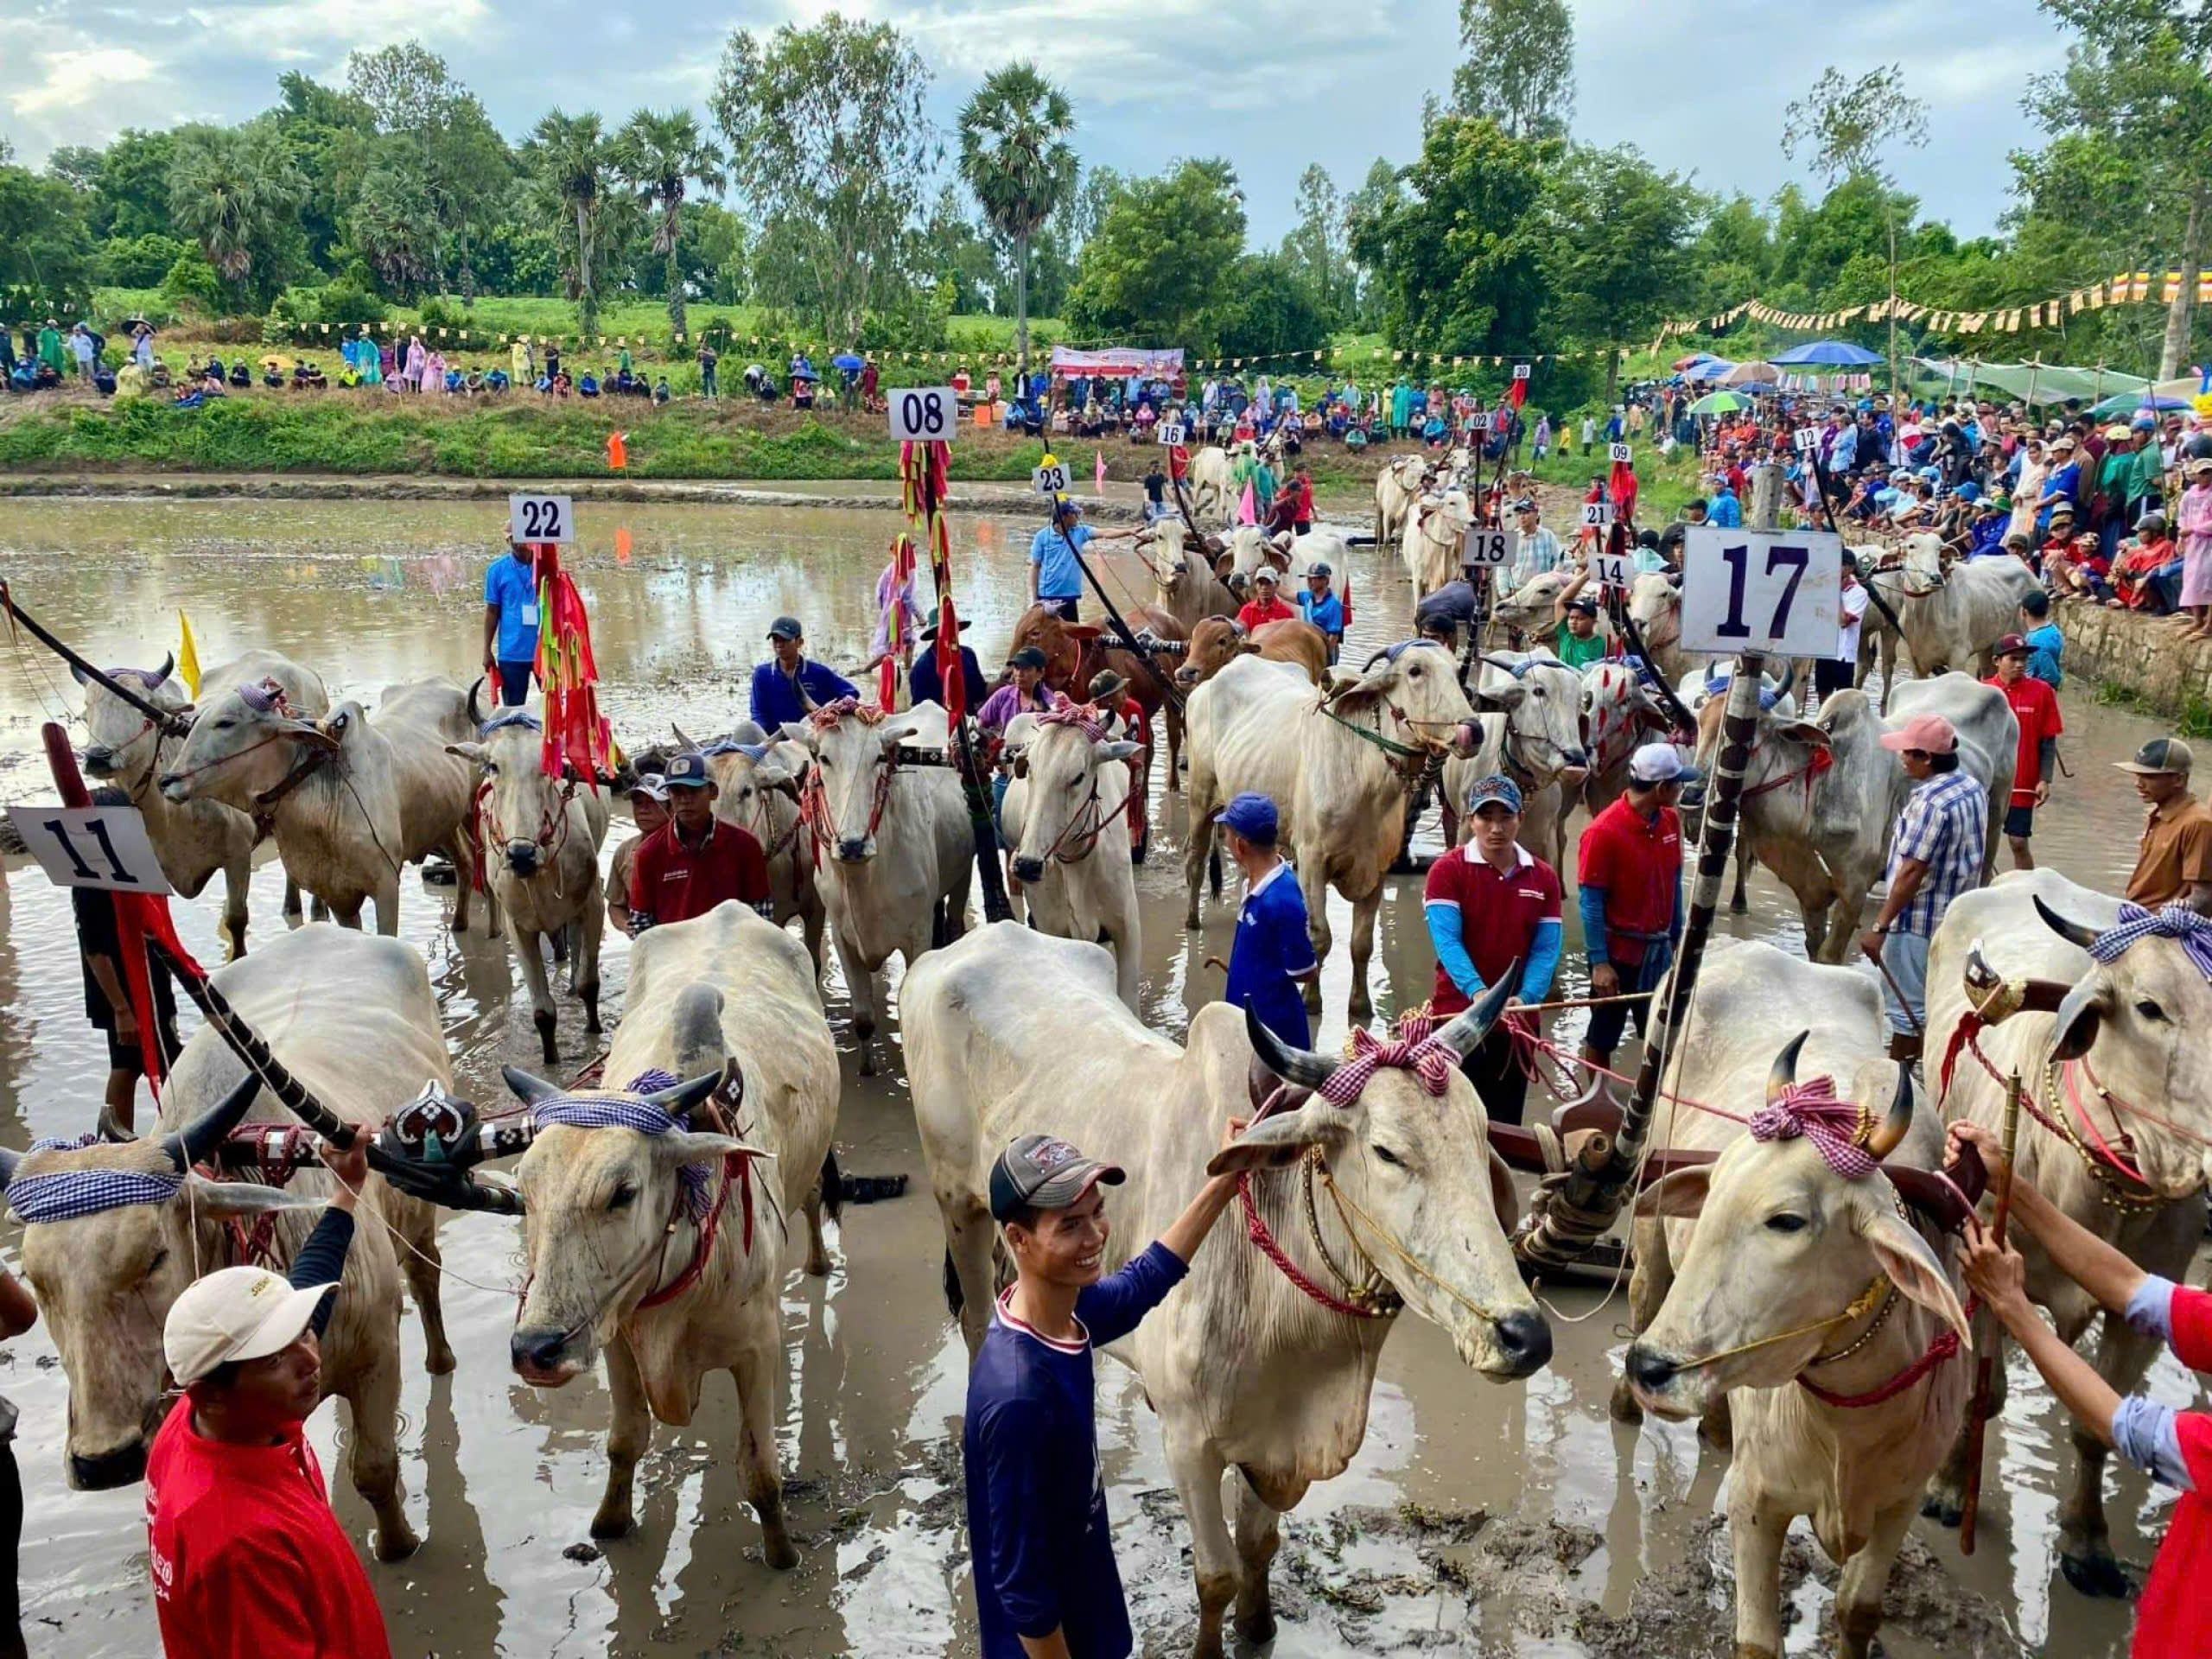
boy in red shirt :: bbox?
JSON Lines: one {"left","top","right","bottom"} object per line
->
{"left": 626, "top": 751, "right": 771, "bottom": 931}
{"left": 1953, "top": 1118, "right": 2211, "bottom": 1656}
{"left": 148, "top": 1135, "right": 391, "bottom": 1659}
{"left": 1985, "top": 632, "right": 2063, "bottom": 870}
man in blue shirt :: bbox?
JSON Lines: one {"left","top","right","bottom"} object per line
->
{"left": 481, "top": 540, "right": 540, "bottom": 706}
{"left": 1218, "top": 792, "right": 1319, "bottom": 1046}
{"left": 1029, "top": 499, "right": 1135, "bottom": 621}
{"left": 749, "top": 616, "right": 859, "bottom": 730}
{"left": 1706, "top": 478, "right": 1743, "bottom": 528}
{"left": 2018, "top": 588, "right": 2064, "bottom": 688}
{"left": 965, "top": 1128, "right": 1243, "bottom": 1659}
{"left": 1297, "top": 564, "right": 1344, "bottom": 663}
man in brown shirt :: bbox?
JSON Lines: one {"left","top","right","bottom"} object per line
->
{"left": 2118, "top": 738, "right": 2212, "bottom": 913}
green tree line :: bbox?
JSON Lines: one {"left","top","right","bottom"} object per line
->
{"left": 2, "top": 0, "right": 2208, "bottom": 385}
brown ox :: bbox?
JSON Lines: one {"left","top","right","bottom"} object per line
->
{"left": 1173, "top": 616, "right": 1329, "bottom": 689}
{"left": 1007, "top": 603, "right": 1185, "bottom": 812}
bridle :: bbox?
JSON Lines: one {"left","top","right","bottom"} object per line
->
{"left": 480, "top": 774, "right": 580, "bottom": 879}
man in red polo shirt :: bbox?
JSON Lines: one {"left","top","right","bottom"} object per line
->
{"left": 1576, "top": 743, "right": 1694, "bottom": 1070}
{"left": 626, "top": 751, "right": 771, "bottom": 931}
{"left": 1422, "top": 774, "right": 1562, "bottom": 1123}
{"left": 1985, "top": 631, "right": 2063, "bottom": 871}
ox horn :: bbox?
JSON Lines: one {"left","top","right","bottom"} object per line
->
{"left": 0, "top": 1147, "right": 16, "bottom": 1191}
{"left": 1480, "top": 653, "right": 1530, "bottom": 679}
{"left": 671, "top": 721, "right": 701, "bottom": 751}
{"left": 1862, "top": 1065, "right": 1915, "bottom": 1160}
{"left": 1769, "top": 660, "right": 1796, "bottom": 706}
{"left": 501, "top": 1065, "right": 563, "bottom": 1106}
{"left": 1431, "top": 970, "right": 1518, "bottom": 1064}
{"left": 69, "top": 660, "right": 91, "bottom": 687}
{"left": 639, "top": 1070, "right": 726, "bottom": 1119}
{"left": 2032, "top": 895, "right": 2103, "bottom": 952}
{"left": 467, "top": 676, "right": 486, "bottom": 728}
{"left": 162, "top": 1070, "right": 265, "bottom": 1173}
{"left": 1766, "top": 1030, "right": 1810, "bottom": 1105}
{"left": 1245, "top": 1003, "right": 1338, "bottom": 1090}
{"left": 97, "top": 1107, "right": 136, "bottom": 1144}
{"left": 139, "top": 652, "right": 175, "bottom": 690}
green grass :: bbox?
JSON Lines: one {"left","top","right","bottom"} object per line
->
{"left": 2094, "top": 677, "right": 2212, "bottom": 738}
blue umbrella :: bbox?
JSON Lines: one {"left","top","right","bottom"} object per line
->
{"left": 1681, "top": 359, "right": 1737, "bottom": 381}
{"left": 1768, "top": 340, "right": 1885, "bottom": 367}
{"left": 2088, "top": 390, "right": 2191, "bottom": 417}
{"left": 831, "top": 353, "right": 864, "bottom": 372}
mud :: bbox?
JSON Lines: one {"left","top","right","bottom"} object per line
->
{"left": 0, "top": 495, "right": 2190, "bottom": 1656}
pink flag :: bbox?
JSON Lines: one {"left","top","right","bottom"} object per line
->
{"left": 1095, "top": 448, "right": 1106, "bottom": 492}
{"left": 1238, "top": 480, "right": 1256, "bottom": 524}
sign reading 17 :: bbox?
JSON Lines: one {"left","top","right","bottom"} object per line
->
{"left": 1713, "top": 541, "right": 1809, "bottom": 639}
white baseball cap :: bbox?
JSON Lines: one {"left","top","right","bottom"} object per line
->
{"left": 164, "top": 1266, "right": 335, "bottom": 1386}
{"left": 1630, "top": 743, "right": 1700, "bottom": 786}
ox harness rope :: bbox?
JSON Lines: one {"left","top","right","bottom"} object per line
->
{"left": 1027, "top": 696, "right": 1137, "bottom": 864}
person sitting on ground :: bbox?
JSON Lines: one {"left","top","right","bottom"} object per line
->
{"left": 2109, "top": 512, "right": 2183, "bottom": 613}
{"left": 626, "top": 752, "right": 771, "bottom": 931}
{"left": 1950, "top": 1116, "right": 2212, "bottom": 1658}
{"left": 607, "top": 775, "right": 670, "bottom": 939}
{"left": 146, "top": 1134, "right": 391, "bottom": 1659}
{"left": 1236, "top": 568, "right": 1296, "bottom": 632}
{"left": 1548, "top": 566, "right": 1608, "bottom": 669}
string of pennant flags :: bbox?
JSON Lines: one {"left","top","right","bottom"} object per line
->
{"left": 1651, "top": 269, "right": 2212, "bottom": 353}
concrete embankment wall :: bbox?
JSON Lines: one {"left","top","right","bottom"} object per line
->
{"left": 2058, "top": 603, "right": 2212, "bottom": 720}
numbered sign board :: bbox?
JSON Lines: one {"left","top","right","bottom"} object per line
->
{"left": 1512, "top": 364, "right": 1532, "bottom": 381}
{"left": 1462, "top": 526, "right": 1518, "bottom": 569}
{"left": 1032, "top": 461, "right": 1071, "bottom": 495}
{"left": 1158, "top": 423, "right": 1186, "bottom": 447}
{"left": 8, "top": 805, "right": 172, "bottom": 894}
{"left": 1794, "top": 427, "right": 1821, "bottom": 455}
{"left": 1608, "top": 442, "right": 1633, "bottom": 464}
{"left": 1580, "top": 501, "right": 1613, "bottom": 529}
{"left": 1591, "top": 551, "right": 1631, "bottom": 592}
{"left": 1681, "top": 527, "right": 1843, "bottom": 658}
{"left": 508, "top": 492, "right": 574, "bottom": 544}
{"left": 889, "top": 387, "right": 961, "bottom": 442}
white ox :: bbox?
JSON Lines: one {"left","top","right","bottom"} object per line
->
{"left": 1183, "top": 646, "right": 1474, "bottom": 1019}
{"left": 1218, "top": 525, "right": 1349, "bottom": 589}
{"left": 505, "top": 901, "right": 840, "bottom": 1563}
{"left": 448, "top": 715, "right": 609, "bottom": 1065}
{"left": 1575, "top": 658, "right": 1671, "bottom": 820}
{"left": 161, "top": 677, "right": 484, "bottom": 936}
{"left": 1403, "top": 488, "right": 1471, "bottom": 596}
{"left": 906, "top": 925, "right": 1548, "bottom": 1658}
{"left": 782, "top": 700, "right": 973, "bottom": 1074}
{"left": 1922, "top": 870, "right": 2212, "bottom": 1595}
{"left": 1188, "top": 445, "right": 1235, "bottom": 525}
{"left": 1874, "top": 535, "right": 2038, "bottom": 680}
{"left": 1624, "top": 570, "right": 1700, "bottom": 686}
{"left": 8, "top": 926, "right": 454, "bottom": 1558}
{"left": 78, "top": 649, "right": 328, "bottom": 954}
{"left": 1371, "top": 454, "right": 1427, "bottom": 551}
{"left": 999, "top": 709, "right": 1143, "bottom": 1007}
{"left": 1441, "top": 651, "right": 1590, "bottom": 866}
{"left": 1688, "top": 672, "right": 2014, "bottom": 963}
{"left": 1620, "top": 941, "right": 1972, "bottom": 1659}
{"left": 1491, "top": 568, "right": 1616, "bottom": 648}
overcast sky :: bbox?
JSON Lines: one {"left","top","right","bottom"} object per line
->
{"left": 7, "top": 0, "right": 2063, "bottom": 250}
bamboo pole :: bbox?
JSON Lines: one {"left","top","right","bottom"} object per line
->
{"left": 1959, "top": 1070, "right": 2025, "bottom": 1554}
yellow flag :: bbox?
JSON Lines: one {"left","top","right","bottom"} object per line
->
{"left": 177, "top": 611, "right": 202, "bottom": 698}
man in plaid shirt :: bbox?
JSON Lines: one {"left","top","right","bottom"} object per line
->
{"left": 1859, "top": 711, "right": 1988, "bottom": 1060}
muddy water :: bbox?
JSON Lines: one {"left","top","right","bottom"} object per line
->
{"left": 0, "top": 496, "right": 2190, "bottom": 1656}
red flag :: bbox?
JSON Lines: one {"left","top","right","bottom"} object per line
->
{"left": 1506, "top": 367, "right": 1529, "bottom": 410}
{"left": 1608, "top": 456, "right": 1639, "bottom": 527}
{"left": 532, "top": 543, "right": 611, "bottom": 785}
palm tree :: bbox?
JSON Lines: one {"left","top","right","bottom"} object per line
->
{"left": 613, "top": 109, "right": 728, "bottom": 339}
{"left": 957, "top": 62, "right": 1077, "bottom": 382}
{"left": 529, "top": 111, "right": 613, "bottom": 338}
{"left": 167, "top": 124, "right": 304, "bottom": 297}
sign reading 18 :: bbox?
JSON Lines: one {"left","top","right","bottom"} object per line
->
{"left": 1712, "top": 542, "right": 1811, "bottom": 639}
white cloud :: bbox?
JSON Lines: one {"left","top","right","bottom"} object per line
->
{"left": 10, "top": 48, "right": 160, "bottom": 118}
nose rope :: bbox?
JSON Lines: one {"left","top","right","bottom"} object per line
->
{"left": 1662, "top": 1271, "right": 1891, "bottom": 1374}
{"left": 1311, "top": 1156, "right": 1514, "bottom": 1325}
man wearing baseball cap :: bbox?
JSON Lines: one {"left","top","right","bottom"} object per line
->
{"left": 2117, "top": 738, "right": 2212, "bottom": 912}
{"left": 1576, "top": 744, "right": 1696, "bottom": 1070}
{"left": 1423, "top": 774, "right": 1563, "bottom": 1122}
{"left": 1218, "top": 791, "right": 1319, "bottom": 1047}
{"left": 626, "top": 752, "right": 770, "bottom": 932}
{"left": 145, "top": 1135, "right": 391, "bottom": 1657}
{"left": 1859, "top": 712, "right": 1988, "bottom": 1055}
{"left": 607, "top": 773, "right": 671, "bottom": 938}
{"left": 1029, "top": 498, "right": 1139, "bottom": 622}
{"left": 748, "top": 615, "right": 859, "bottom": 732}
{"left": 965, "top": 1126, "right": 1243, "bottom": 1659}
{"left": 1985, "top": 634, "right": 2063, "bottom": 871}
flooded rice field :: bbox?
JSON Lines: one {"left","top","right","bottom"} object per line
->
{"left": 0, "top": 494, "right": 2191, "bottom": 1656}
